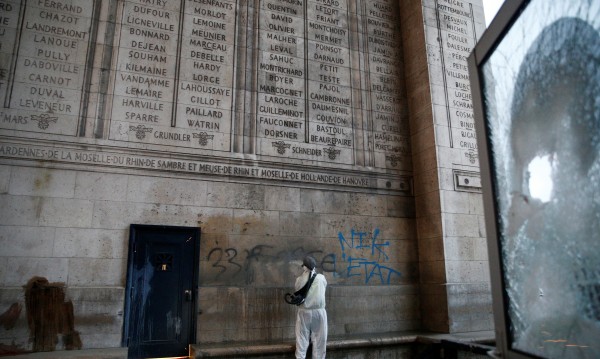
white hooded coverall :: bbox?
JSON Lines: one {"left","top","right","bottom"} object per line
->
{"left": 294, "top": 269, "right": 327, "bottom": 359}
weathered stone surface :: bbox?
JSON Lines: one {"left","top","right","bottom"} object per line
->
{"left": 0, "top": 165, "right": 10, "bottom": 193}
{"left": 0, "top": 258, "right": 68, "bottom": 287}
{"left": 264, "top": 186, "right": 301, "bottom": 212}
{"left": 126, "top": 175, "right": 209, "bottom": 206}
{"left": 9, "top": 167, "right": 76, "bottom": 198}
{"left": 446, "top": 282, "right": 493, "bottom": 332}
{"left": 207, "top": 183, "right": 265, "bottom": 210}
{"left": 0, "top": 226, "right": 55, "bottom": 257}
{"left": 444, "top": 212, "right": 481, "bottom": 238}
{"left": 68, "top": 258, "right": 126, "bottom": 286}
{"left": 39, "top": 198, "right": 95, "bottom": 228}
{"left": 74, "top": 172, "right": 129, "bottom": 202}
{"left": 54, "top": 228, "right": 127, "bottom": 259}
{"left": 0, "top": 0, "right": 488, "bottom": 353}
{"left": 0, "top": 195, "right": 41, "bottom": 226}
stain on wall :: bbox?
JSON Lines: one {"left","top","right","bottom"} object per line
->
{"left": 0, "top": 303, "right": 21, "bottom": 330}
{"left": 0, "top": 303, "right": 28, "bottom": 355}
{"left": 23, "top": 277, "right": 82, "bottom": 352}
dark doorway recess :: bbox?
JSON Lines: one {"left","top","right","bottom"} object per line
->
{"left": 123, "top": 224, "right": 200, "bottom": 359}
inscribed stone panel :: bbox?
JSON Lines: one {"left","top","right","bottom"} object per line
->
{"left": 0, "top": 0, "right": 95, "bottom": 134}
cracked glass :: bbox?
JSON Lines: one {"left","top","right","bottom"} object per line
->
{"left": 480, "top": 0, "right": 600, "bottom": 357}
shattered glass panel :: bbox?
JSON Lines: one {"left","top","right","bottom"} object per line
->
{"left": 480, "top": 0, "right": 600, "bottom": 357}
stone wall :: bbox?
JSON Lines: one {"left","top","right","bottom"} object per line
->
{"left": 0, "top": 0, "right": 488, "bottom": 353}
{"left": 399, "top": 0, "right": 490, "bottom": 333}
{"left": 0, "top": 164, "right": 418, "bottom": 350}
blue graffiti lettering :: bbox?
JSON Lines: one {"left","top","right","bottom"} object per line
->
{"left": 337, "top": 229, "right": 400, "bottom": 284}
{"left": 346, "top": 256, "right": 401, "bottom": 284}
{"left": 339, "top": 228, "right": 390, "bottom": 261}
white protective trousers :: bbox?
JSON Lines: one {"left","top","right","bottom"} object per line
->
{"left": 295, "top": 307, "right": 328, "bottom": 359}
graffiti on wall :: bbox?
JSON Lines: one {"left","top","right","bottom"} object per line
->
{"left": 204, "top": 245, "right": 335, "bottom": 286}
{"left": 338, "top": 228, "right": 402, "bottom": 285}
{"left": 202, "top": 228, "right": 402, "bottom": 286}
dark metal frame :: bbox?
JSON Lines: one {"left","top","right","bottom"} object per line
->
{"left": 467, "top": 0, "right": 540, "bottom": 358}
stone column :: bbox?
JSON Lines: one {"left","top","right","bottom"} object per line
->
{"left": 400, "top": 0, "right": 491, "bottom": 333}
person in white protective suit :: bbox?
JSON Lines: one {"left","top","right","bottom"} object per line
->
{"left": 294, "top": 255, "right": 328, "bottom": 359}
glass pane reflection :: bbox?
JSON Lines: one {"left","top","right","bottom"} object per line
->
{"left": 481, "top": 0, "right": 600, "bottom": 358}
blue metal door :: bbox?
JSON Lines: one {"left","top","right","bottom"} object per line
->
{"left": 124, "top": 225, "right": 199, "bottom": 359}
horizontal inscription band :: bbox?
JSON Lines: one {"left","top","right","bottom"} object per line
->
{"left": 0, "top": 141, "right": 412, "bottom": 194}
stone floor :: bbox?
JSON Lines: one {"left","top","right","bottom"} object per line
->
{"left": 2, "top": 331, "right": 495, "bottom": 359}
